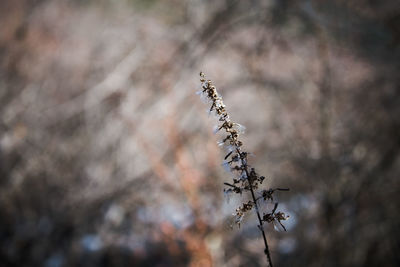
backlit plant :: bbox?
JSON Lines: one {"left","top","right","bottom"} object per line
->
{"left": 197, "top": 72, "right": 289, "bottom": 267}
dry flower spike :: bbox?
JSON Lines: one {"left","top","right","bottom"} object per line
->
{"left": 197, "top": 72, "right": 290, "bottom": 267}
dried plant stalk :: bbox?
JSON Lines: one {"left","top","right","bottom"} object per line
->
{"left": 197, "top": 72, "right": 289, "bottom": 267}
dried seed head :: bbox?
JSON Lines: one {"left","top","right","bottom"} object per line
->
{"left": 196, "top": 72, "right": 289, "bottom": 230}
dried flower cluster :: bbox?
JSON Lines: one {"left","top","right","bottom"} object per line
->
{"left": 197, "top": 72, "right": 289, "bottom": 267}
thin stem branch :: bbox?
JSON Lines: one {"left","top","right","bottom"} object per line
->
{"left": 221, "top": 101, "right": 274, "bottom": 266}
{"left": 237, "top": 147, "right": 273, "bottom": 267}
{"left": 197, "top": 73, "right": 288, "bottom": 267}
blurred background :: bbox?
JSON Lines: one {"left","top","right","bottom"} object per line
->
{"left": 1, "top": 0, "right": 399, "bottom": 266}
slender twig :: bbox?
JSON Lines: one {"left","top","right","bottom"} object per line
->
{"left": 196, "top": 72, "right": 289, "bottom": 267}
{"left": 236, "top": 146, "right": 273, "bottom": 267}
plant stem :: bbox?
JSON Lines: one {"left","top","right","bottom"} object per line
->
{"left": 236, "top": 147, "right": 273, "bottom": 267}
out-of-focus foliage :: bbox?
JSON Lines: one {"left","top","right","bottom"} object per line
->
{"left": 0, "top": 0, "right": 399, "bottom": 266}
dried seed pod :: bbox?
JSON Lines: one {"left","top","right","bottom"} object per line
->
{"left": 196, "top": 72, "right": 290, "bottom": 266}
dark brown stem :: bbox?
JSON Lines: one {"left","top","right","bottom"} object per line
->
{"left": 236, "top": 147, "right": 273, "bottom": 267}
{"left": 203, "top": 73, "right": 276, "bottom": 266}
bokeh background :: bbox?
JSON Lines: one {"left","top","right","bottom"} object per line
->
{"left": 1, "top": 0, "right": 399, "bottom": 266}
